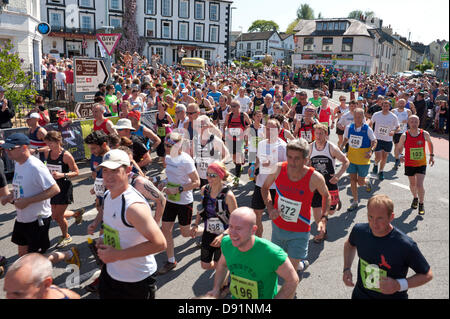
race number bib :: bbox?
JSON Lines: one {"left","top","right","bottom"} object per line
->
{"left": 229, "top": 128, "right": 241, "bottom": 137}
{"left": 400, "top": 123, "right": 408, "bottom": 132}
{"left": 410, "top": 147, "right": 425, "bottom": 161}
{"left": 94, "top": 178, "right": 105, "bottom": 197}
{"left": 251, "top": 136, "right": 263, "bottom": 149}
{"left": 278, "top": 196, "right": 302, "bottom": 223}
{"left": 103, "top": 223, "right": 121, "bottom": 249}
{"left": 230, "top": 274, "right": 259, "bottom": 299}
{"left": 46, "top": 164, "right": 62, "bottom": 174}
{"left": 157, "top": 126, "right": 166, "bottom": 137}
{"left": 197, "top": 157, "right": 212, "bottom": 176}
{"left": 360, "top": 258, "right": 387, "bottom": 293}
{"left": 206, "top": 217, "right": 224, "bottom": 235}
{"left": 167, "top": 182, "right": 181, "bottom": 202}
{"left": 377, "top": 126, "right": 389, "bottom": 137}
{"left": 300, "top": 130, "right": 313, "bottom": 143}
{"left": 349, "top": 135, "right": 363, "bottom": 149}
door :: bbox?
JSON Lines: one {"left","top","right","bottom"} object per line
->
{"left": 66, "top": 41, "right": 82, "bottom": 58}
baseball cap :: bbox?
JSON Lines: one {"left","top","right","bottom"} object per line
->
{"left": 98, "top": 149, "right": 130, "bottom": 170}
{"left": 127, "top": 110, "right": 141, "bottom": 122}
{"left": 181, "top": 88, "right": 189, "bottom": 94}
{"left": 27, "top": 112, "right": 40, "bottom": 119}
{"left": 0, "top": 133, "right": 30, "bottom": 149}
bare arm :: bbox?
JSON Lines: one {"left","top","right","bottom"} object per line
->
{"left": 134, "top": 177, "right": 166, "bottom": 224}
{"left": 343, "top": 239, "right": 357, "bottom": 287}
{"left": 274, "top": 259, "right": 300, "bottom": 299}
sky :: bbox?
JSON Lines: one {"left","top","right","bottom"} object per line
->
{"left": 230, "top": 0, "right": 449, "bottom": 44}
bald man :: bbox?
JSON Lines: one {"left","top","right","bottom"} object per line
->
{"left": 3, "top": 253, "right": 80, "bottom": 299}
{"left": 207, "top": 207, "right": 299, "bottom": 299}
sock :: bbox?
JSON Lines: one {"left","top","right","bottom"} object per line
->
{"left": 297, "top": 261, "right": 305, "bottom": 271}
{"left": 235, "top": 164, "right": 242, "bottom": 178}
{"left": 168, "top": 257, "right": 176, "bottom": 264}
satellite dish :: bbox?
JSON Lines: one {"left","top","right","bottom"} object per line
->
{"left": 37, "top": 23, "right": 51, "bottom": 35}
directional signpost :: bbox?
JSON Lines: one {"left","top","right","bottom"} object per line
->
{"left": 73, "top": 57, "right": 109, "bottom": 118}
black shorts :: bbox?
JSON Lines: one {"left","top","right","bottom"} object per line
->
{"left": 99, "top": 265, "right": 157, "bottom": 299}
{"left": 200, "top": 231, "right": 222, "bottom": 264}
{"left": 405, "top": 165, "right": 427, "bottom": 176}
{"left": 375, "top": 140, "right": 393, "bottom": 153}
{"left": 11, "top": 216, "right": 52, "bottom": 253}
{"left": 393, "top": 133, "right": 403, "bottom": 144}
{"left": 156, "top": 136, "right": 166, "bottom": 157}
{"left": 336, "top": 127, "right": 345, "bottom": 136}
{"left": 51, "top": 180, "right": 73, "bottom": 205}
{"left": 312, "top": 191, "right": 337, "bottom": 211}
{"left": 251, "top": 185, "right": 276, "bottom": 210}
{"left": 162, "top": 201, "right": 193, "bottom": 226}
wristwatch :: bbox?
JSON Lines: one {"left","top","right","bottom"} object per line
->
{"left": 178, "top": 186, "right": 184, "bottom": 193}
{"left": 64, "top": 173, "right": 68, "bottom": 179}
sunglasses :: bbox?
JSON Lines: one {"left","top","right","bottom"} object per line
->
{"left": 187, "top": 112, "right": 197, "bottom": 115}
{"left": 164, "top": 143, "right": 173, "bottom": 148}
{"left": 206, "top": 173, "right": 218, "bottom": 178}
{"left": 4, "top": 146, "right": 20, "bottom": 151}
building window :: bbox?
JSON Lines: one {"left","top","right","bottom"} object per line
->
{"left": 342, "top": 37, "right": 353, "bottom": 52}
{"left": 195, "top": 1, "right": 205, "bottom": 20}
{"left": 146, "top": 0, "right": 156, "bottom": 15}
{"left": 194, "top": 24, "right": 204, "bottom": 41}
{"left": 162, "top": 21, "right": 172, "bottom": 39}
{"left": 110, "top": 0, "right": 121, "bottom": 10}
{"left": 322, "top": 38, "right": 333, "bottom": 52}
{"left": 204, "top": 50, "right": 211, "bottom": 60}
{"left": 334, "top": 22, "right": 340, "bottom": 31}
{"left": 162, "top": 0, "right": 172, "bottom": 17}
{"left": 146, "top": 19, "right": 156, "bottom": 37}
{"left": 327, "top": 22, "right": 334, "bottom": 31}
{"left": 179, "top": 0, "right": 189, "bottom": 18}
{"left": 209, "top": 2, "right": 219, "bottom": 21}
{"left": 80, "top": 14, "right": 93, "bottom": 31}
{"left": 303, "top": 38, "right": 314, "bottom": 51}
{"left": 239, "top": 43, "right": 243, "bottom": 50}
{"left": 179, "top": 22, "right": 188, "bottom": 40}
{"left": 209, "top": 25, "right": 218, "bottom": 42}
{"left": 247, "top": 43, "right": 251, "bottom": 50}
{"left": 80, "top": 0, "right": 93, "bottom": 7}
{"left": 339, "top": 21, "right": 347, "bottom": 31}
{"left": 257, "top": 42, "right": 261, "bottom": 49}
{"left": 110, "top": 16, "right": 122, "bottom": 28}
{"left": 49, "top": 10, "right": 63, "bottom": 29}
{"left": 316, "top": 22, "right": 323, "bottom": 31}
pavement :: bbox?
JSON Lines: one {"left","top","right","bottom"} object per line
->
{"left": 0, "top": 89, "right": 448, "bottom": 300}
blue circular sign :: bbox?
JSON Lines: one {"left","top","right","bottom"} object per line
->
{"left": 37, "top": 23, "right": 51, "bottom": 35}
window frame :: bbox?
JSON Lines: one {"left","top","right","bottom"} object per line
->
{"left": 178, "top": 0, "right": 190, "bottom": 19}
{"left": 145, "top": 0, "right": 157, "bottom": 15}
{"left": 342, "top": 37, "right": 353, "bottom": 52}
{"left": 161, "top": 20, "right": 173, "bottom": 39}
{"left": 178, "top": 21, "right": 189, "bottom": 41}
{"left": 161, "top": 0, "right": 173, "bottom": 17}
{"left": 209, "top": 24, "right": 219, "bottom": 43}
{"left": 209, "top": 2, "right": 220, "bottom": 21}
{"left": 145, "top": 18, "right": 157, "bottom": 38}
{"left": 109, "top": 15, "right": 123, "bottom": 29}
{"left": 78, "top": 0, "right": 94, "bottom": 9}
{"left": 79, "top": 12, "right": 95, "bottom": 31}
{"left": 47, "top": 8, "right": 65, "bottom": 30}
{"left": 194, "top": 23, "right": 204, "bottom": 41}
{"left": 194, "top": 0, "right": 205, "bottom": 20}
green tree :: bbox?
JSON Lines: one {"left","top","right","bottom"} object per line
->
{"left": 348, "top": 10, "right": 375, "bottom": 19}
{"left": 0, "top": 40, "right": 37, "bottom": 116}
{"left": 415, "top": 58, "right": 434, "bottom": 73}
{"left": 297, "top": 4, "right": 315, "bottom": 20}
{"left": 286, "top": 19, "right": 300, "bottom": 35}
{"left": 248, "top": 20, "right": 279, "bottom": 32}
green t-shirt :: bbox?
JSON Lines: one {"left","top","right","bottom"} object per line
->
{"left": 221, "top": 236, "right": 287, "bottom": 299}
{"left": 308, "top": 97, "right": 322, "bottom": 108}
{"left": 105, "top": 94, "right": 119, "bottom": 116}
{"left": 291, "top": 97, "right": 299, "bottom": 107}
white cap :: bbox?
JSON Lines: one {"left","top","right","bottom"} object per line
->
{"left": 113, "top": 119, "right": 136, "bottom": 131}
{"left": 98, "top": 149, "right": 131, "bottom": 170}
{"left": 182, "top": 88, "right": 189, "bottom": 94}
{"left": 27, "top": 112, "right": 40, "bottom": 119}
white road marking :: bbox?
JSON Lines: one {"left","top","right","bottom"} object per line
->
{"left": 390, "top": 182, "right": 410, "bottom": 190}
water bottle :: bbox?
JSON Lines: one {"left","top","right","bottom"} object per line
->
{"left": 249, "top": 163, "right": 255, "bottom": 181}
{"left": 87, "top": 237, "right": 104, "bottom": 267}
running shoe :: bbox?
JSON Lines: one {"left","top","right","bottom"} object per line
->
{"left": 65, "top": 246, "right": 81, "bottom": 269}
{"left": 74, "top": 208, "right": 85, "bottom": 225}
{"left": 349, "top": 201, "right": 359, "bottom": 211}
{"left": 298, "top": 260, "right": 310, "bottom": 272}
{"left": 56, "top": 235, "right": 73, "bottom": 248}
{"left": 0, "top": 256, "right": 6, "bottom": 267}
{"left": 393, "top": 159, "right": 400, "bottom": 171}
{"left": 378, "top": 171, "right": 384, "bottom": 181}
{"left": 411, "top": 198, "right": 419, "bottom": 210}
{"left": 372, "top": 165, "right": 378, "bottom": 175}
{"left": 366, "top": 178, "right": 372, "bottom": 193}
{"left": 156, "top": 261, "right": 177, "bottom": 275}
{"left": 418, "top": 204, "right": 425, "bottom": 216}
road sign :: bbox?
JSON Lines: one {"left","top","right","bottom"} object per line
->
{"left": 444, "top": 42, "right": 449, "bottom": 53}
{"left": 75, "top": 102, "right": 95, "bottom": 118}
{"left": 37, "top": 23, "right": 51, "bottom": 35}
{"left": 96, "top": 33, "right": 122, "bottom": 56}
{"left": 74, "top": 58, "right": 108, "bottom": 94}
{"left": 442, "top": 62, "right": 449, "bottom": 69}
{"left": 441, "top": 53, "right": 449, "bottom": 61}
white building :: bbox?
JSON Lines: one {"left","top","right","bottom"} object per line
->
{"left": 0, "top": 0, "right": 42, "bottom": 87}
{"left": 292, "top": 18, "right": 397, "bottom": 74}
{"left": 235, "top": 30, "right": 294, "bottom": 64}
{"left": 41, "top": 0, "right": 233, "bottom": 65}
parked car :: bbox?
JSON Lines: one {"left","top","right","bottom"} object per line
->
{"left": 424, "top": 69, "right": 436, "bottom": 77}
{"left": 402, "top": 71, "right": 414, "bottom": 78}
{"left": 412, "top": 70, "right": 423, "bottom": 78}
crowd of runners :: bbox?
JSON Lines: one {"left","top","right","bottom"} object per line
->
{"left": 0, "top": 52, "right": 447, "bottom": 299}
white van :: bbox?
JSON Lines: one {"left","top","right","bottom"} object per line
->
{"left": 249, "top": 55, "right": 266, "bottom": 63}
